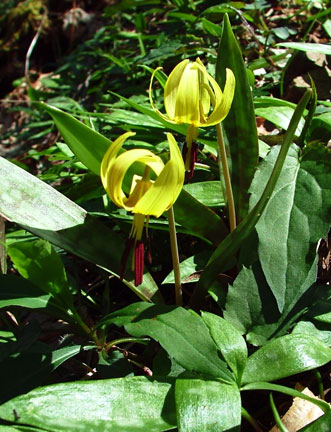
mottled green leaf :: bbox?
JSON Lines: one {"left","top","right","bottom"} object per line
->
{"left": 277, "top": 42, "right": 331, "bottom": 55}
{"left": 175, "top": 378, "right": 241, "bottom": 431}
{"left": 0, "top": 377, "right": 176, "bottom": 432}
{"left": 242, "top": 335, "right": 331, "bottom": 384}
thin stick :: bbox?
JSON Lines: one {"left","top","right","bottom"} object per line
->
{"left": 168, "top": 206, "right": 182, "bottom": 305}
{"left": 216, "top": 123, "right": 236, "bottom": 232}
{"left": 25, "top": 10, "right": 47, "bottom": 83}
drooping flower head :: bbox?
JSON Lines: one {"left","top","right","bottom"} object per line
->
{"left": 149, "top": 58, "right": 235, "bottom": 177}
{"left": 101, "top": 131, "right": 185, "bottom": 286}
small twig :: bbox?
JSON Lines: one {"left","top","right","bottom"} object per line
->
{"left": 25, "top": 9, "right": 47, "bottom": 84}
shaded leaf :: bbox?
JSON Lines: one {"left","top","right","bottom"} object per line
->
{"left": 201, "top": 311, "right": 247, "bottom": 384}
{"left": 250, "top": 143, "right": 331, "bottom": 312}
{"left": 7, "top": 239, "right": 72, "bottom": 305}
{"left": 0, "top": 274, "right": 51, "bottom": 309}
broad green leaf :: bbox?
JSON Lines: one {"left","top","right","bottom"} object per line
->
{"left": 277, "top": 42, "right": 331, "bottom": 55}
{"left": 174, "top": 190, "right": 228, "bottom": 245}
{"left": 201, "top": 312, "right": 247, "bottom": 384}
{"left": 162, "top": 250, "right": 211, "bottom": 284}
{"left": 105, "top": 108, "right": 167, "bottom": 129}
{"left": 0, "top": 377, "right": 176, "bottom": 432}
{"left": 299, "top": 409, "right": 331, "bottom": 431}
{"left": 175, "top": 378, "right": 241, "bottom": 432}
{"left": 242, "top": 335, "right": 331, "bottom": 384}
{"left": 249, "top": 143, "right": 331, "bottom": 312}
{"left": 40, "top": 103, "right": 110, "bottom": 175}
{"left": 216, "top": 14, "right": 259, "bottom": 221}
{"left": 183, "top": 181, "right": 224, "bottom": 207}
{"left": 95, "top": 302, "right": 152, "bottom": 328}
{"left": 0, "top": 157, "right": 160, "bottom": 302}
{"left": 223, "top": 260, "right": 282, "bottom": 346}
{"left": 190, "top": 91, "right": 312, "bottom": 308}
{"left": 308, "top": 111, "right": 331, "bottom": 143}
{"left": 292, "top": 321, "right": 331, "bottom": 346}
{"left": 255, "top": 106, "right": 304, "bottom": 136}
{"left": 101, "top": 303, "right": 234, "bottom": 382}
{"left": 0, "top": 274, "right": 51, "bottom": 309}
{"left": 7, "top": 239, "right": 72, "bottom": 305}
{"left": 201, "top": 18, "right": 223, "bottom": 37}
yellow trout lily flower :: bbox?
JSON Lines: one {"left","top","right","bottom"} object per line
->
{"left": 101, "top": 131, "right": 185, "bottom": 286}
{"left": 149, "top": 58, "right": 235, "bottom": 178}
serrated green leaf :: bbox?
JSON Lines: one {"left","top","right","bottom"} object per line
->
{"left": 0, "top": 377, "right": 176, "bottom": 432}
{"left": 175, "top": 378, "right": 241, "bottom": 432}
{"left": 216, "top": 14, "right": 259, "bottom": 221}
{"left": 242, "top": 335, "right": 331, "bottom": 384}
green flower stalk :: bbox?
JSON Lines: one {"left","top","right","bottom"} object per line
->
{"left": 101, "top": 131, "right": 185, "bottom": 286}
{"left": 150, "top": 58, "right": 235, "bottom": 179}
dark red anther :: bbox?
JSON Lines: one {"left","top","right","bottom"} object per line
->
{"left": 134, "top": 240, "right": 145, "bottom": 286}
{"left": 120, "top": 237, "right": 134, "bottom": 280}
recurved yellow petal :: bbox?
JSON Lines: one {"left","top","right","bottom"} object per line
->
{"left": 133, "top": 133, "right": 185, "bottom": 217}
{"left": 206, "top": 68, "right": 236, "bottom": 125}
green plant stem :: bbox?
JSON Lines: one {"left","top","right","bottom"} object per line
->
{"left": 216, "top": 123, "right": 236, "bottom": 232}
{"left": 168, "top": 206, "right": 182, "bottom": 305}
{"left": 314, "top": 369, "right": 325, "bottom": 400}
{"left": 241, "top": 407, "right": 263, "bottom": 432}
{"left": 104, "top": 337, "right": 150, "bottom": 353}
{"left": 73, "top": 311, "right": 100, "bottom": 346}
{"left": 269, "top": 393, "right": 289, "bottom": 432}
